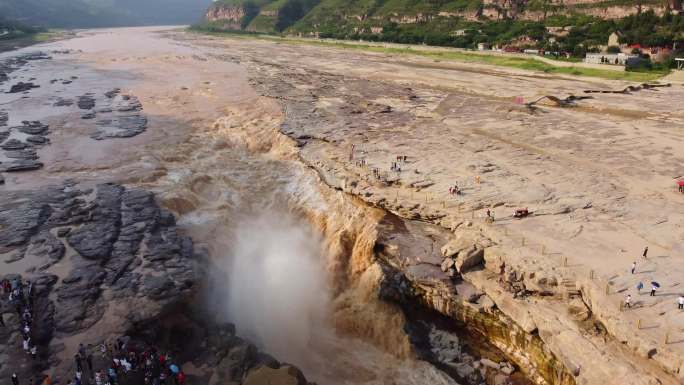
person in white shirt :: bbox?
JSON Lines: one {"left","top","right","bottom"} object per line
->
{"left": 678, "top": 295, "right": 684, "bottom": 310}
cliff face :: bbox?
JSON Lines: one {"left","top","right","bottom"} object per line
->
{"left": 203, "top": 0, "right": 675, "bottom": 36}
{"left": 204, "top": 3, "right": 247, "bottom": 30}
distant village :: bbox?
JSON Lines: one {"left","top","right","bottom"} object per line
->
{"left": 475, "top": 28, "right": 684, "bottom": 70}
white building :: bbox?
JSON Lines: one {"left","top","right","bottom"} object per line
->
{"left": 584, "top": 53, "right": 636, "bottom": 66}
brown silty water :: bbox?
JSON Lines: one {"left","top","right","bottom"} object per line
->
{"left": 1, "top": 27, "right": 540, "bottom": 385}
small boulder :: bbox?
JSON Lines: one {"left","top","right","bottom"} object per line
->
{"left": 454, "top": 245, "right": 484, "bottom": 273}
{"left": 480, "top": 358, "right": 500, "bottom": 370}
{"left": 440, "top": 257, "right": 455, "bottom": 272}
{"left": 500, "top": 362, "right": 515, "bottom": 375}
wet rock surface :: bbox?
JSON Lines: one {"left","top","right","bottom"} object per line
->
{"left": 0, "top": 121, "right": 50, "bottom": 172}
{"left": 0, "top": 180, "right": 315, "bottom": 385}
{"left": 123, "top": 309, "right": 314, "bottom": 385}
{"left": 0, "top": 51, "right": 149, "bottom": 180}
{"left": 0, "top": 181, "right": 200, "bottom": 384}
{"left": 89, "top": 90, "right": 147, "bottom": 140}
{"left": 7, "top": 82, "right": 40, "bottom": 93}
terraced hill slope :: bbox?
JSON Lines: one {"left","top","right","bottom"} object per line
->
{"left": 204, "top": 0, "right": 681, "bottom": 34}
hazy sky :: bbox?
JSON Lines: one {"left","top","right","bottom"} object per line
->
{"left": 0, "top": 0, "right": 214, "bottom": 27}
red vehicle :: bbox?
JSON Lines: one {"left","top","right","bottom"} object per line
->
{"left": 514, "top": 208, "right": 530, "bottom": 218}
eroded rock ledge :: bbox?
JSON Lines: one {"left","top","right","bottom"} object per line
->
{"left": 0, "top": 182, "right": 312, "bottom": 385}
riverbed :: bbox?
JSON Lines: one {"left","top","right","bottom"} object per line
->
{"left": 1, "top": 26, "right": 683, "bottom": 385}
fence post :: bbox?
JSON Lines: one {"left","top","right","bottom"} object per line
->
{"left": 563, "top": 256, "right": 568, "bottom": 267}
{"left": 521, "top": 237, "right": 525, "bottom": 247}
{"left": 605, "top": 284, "right": 610, "bottom": 295}
{"left": 664, "top": 331, "right": 670, "bottom": 345}
{"left": 637, "top": 319, "right": 641, "bottom": 330}
{"left": 589, "top": 270, "right": 594, "bottom": 279}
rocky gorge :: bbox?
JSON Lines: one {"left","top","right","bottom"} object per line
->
{"left": 1, "top": 26, "right": 683, "bottom": 385}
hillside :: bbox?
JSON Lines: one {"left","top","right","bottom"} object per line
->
{"left": 0, "top": 0, "right": 213, "bottom": 28}
{"left": 203, "top": 0, "right": 683, "bottom": 35}
{"left": 200, "top": 0, "right": 684, "bottom": 60}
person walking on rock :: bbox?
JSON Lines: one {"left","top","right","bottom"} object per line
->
{"left": 23, "top": 337, "right": 30, "bottom": 354}
{"left": 11, "top": 373, "right": 19, "bottom": 385}
{"left": 625, "top": 294, "right": 632, "bottom": 309}
{"left": 636, "top": 281, "right": 644, "bottom": 293}
{"left": 0, "top": 313, "right": 5, "bottom": 327}
{"left": 650, "top": 284, "right": 658, "bottom": 297}
{"left": 678, "top": 295, "right": 684, "bottom": 310}
{"left": 87, "top": 352, "right": 94, "bottom": 374}
{"left": 631, "top": 262, "right": 636, "bottom": 274}
{"left": 75, "top": 354, "right": 83, "bottom": 374}
{"left": 643, "top": 247, "right": 648, "bottom": 258}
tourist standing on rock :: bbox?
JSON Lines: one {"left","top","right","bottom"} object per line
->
{"left": 624, "top": 294, "right": 632, "bottom": 309}
{"left": 0, "top": 313, "right": 5, "bottom": 327}
{"left": 23, "top": 336, "right": 30, "bottom": 353}
{"left": 678, "top": 295, "right": 684, "bottom": 310}
{"left": 87, "top": 352, "right": 94, "bottom": 373}
{"left": 107, "top": 367, "right": 117, "bottom": 385}
{"left": 650, "top": 285, "right": 658, "bottom": 296}
{"left": 631, "top": 262, "right": 636, "bottom": 274}
{"left": 636, "top": 281, "right": 644, "bottom": 292}
{"left": 177, "top": 371, "right": 185, "bottom": 385}
{"left": 75, "top": 353, "right": 84, "bottom": 374}
{"left": 11, "top": 373, "right": 19, "bottom": 385}
{"left": 643, "top": 247, "right": 648, "bottom": 258}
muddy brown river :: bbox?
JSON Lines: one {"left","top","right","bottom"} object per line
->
{"left": 0, "top": 27, "right": 470, "bottom": 385}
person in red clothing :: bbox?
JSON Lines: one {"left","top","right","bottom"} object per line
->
{"left": 177, "top": 371, "right": 186, "bottom": 385}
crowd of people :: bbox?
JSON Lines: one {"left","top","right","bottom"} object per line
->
{"left": 2, "top": 276, "right": 42, "bottom": 385}
{"left": 2, "top": 277, "right": 39, "bottom": 352}
{"left": 2, "top": 277, "right": 187, "bottom": 385}
{"left": 66, "top": 340, "right": 187, "bottom": 385}
{"left": 622, "top": 249, "right": 684, "bottom": 312}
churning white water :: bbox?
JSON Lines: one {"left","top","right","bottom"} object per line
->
{"left": 222, "top": 212, "right": 329, "bottom": 364}
{"left": 214, "top": 210, "right": 460, "bottom": 385}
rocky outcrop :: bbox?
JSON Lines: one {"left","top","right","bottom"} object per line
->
{"left": 205, "top": 4, "right": 247, "bottom": 30}
{"left": 0, "top": 182, "right": 199, "bottom": 381}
